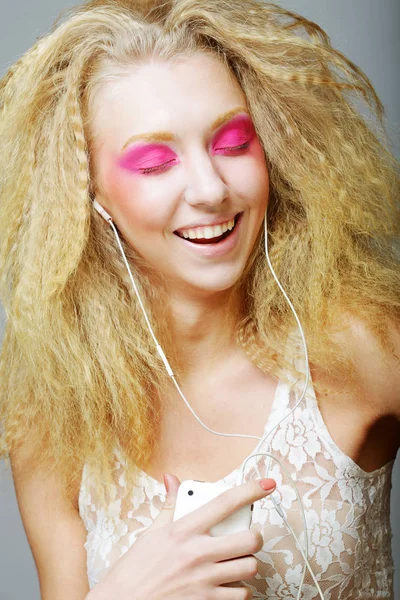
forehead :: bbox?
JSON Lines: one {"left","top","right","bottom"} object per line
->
{"left": 88, "top": 52, "right": 247, "bottom": 149}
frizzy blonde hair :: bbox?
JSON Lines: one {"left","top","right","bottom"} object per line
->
{"left": 0, "top": 0, "right": 399, "bottom": 508}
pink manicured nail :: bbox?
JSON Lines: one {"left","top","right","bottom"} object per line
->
{"left": 259, "top": 478, "right": 276, "bottom": 491}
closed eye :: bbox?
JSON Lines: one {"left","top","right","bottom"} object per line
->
{"left": 139, "top": 159, "right": 177, "bottom": 175}
{"left": 215, "top": 141, "right": 250, "bottom": 152}
{"left": 139, "top": 141, "right": 250, "bottom": 175}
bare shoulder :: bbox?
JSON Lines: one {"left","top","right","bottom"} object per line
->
{"left": 331, "top": 311, "right": 400, "bottom": 421}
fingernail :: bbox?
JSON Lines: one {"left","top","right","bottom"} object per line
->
{"left": 163, "top": 473, "right": 170, "bottom": 493}
{"left": 259, "top": 478, "right": 276, "bottom": 491}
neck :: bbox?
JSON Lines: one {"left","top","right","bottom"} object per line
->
{"left": 160, "top": 286, "right": 245, "bottom": 381}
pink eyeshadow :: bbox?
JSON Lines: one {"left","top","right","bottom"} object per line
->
{"left": 117, "top": 113, "right": 255, "bottom": 172}
{"left": 212, "top": 114, "right": 255, "bottom": 149}
{"left": 118, "top": 144, "right": 177, "bottom": 172}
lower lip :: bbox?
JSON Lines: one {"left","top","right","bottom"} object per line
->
{"left": 174, "top": 213, "right": 244, "bottom": 258}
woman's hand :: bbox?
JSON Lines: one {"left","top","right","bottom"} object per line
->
{"left": 87, "top": 474, "right": 276, "bottom": 600}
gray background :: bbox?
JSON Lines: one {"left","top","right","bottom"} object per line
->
{"left": 0, "top": 1, "right": 399, "bottom": 599}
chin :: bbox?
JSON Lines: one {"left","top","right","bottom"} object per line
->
{"left": 180, "top": 268, "right": 245, "bottom": 295}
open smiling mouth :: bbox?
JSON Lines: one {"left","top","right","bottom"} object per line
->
{"left": 173, "top": 212, "right": 243, "bottom": 245}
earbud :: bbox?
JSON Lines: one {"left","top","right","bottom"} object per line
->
{"left": 93, "top": 198, "right": 113, "bottom": 223}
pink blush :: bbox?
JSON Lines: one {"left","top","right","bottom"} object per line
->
{"left": 118, "top": 144, "right": 177, "bottom": 172}
{"left": 105, "top": 160, "right": 138, "bottom": 211}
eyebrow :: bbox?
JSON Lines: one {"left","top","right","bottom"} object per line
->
{"left": 120, "top": 106, "right": 249, "bottom": 151}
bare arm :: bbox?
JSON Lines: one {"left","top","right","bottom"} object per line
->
{"left": 10, "top": 437, "right": 90, "bottom": 600}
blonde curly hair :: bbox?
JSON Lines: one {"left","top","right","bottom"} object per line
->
{"left": 0, "top": 0, "right": 399, "bottom": 509}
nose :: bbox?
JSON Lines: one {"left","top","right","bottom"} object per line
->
{"left": 183, "top": 152, "right": 229, "bottom": 208}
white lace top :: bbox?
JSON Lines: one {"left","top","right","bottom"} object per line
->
{"left": 79, "top": 330, "right": 395, "bottom": 599}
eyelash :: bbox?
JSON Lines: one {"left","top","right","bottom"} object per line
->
{"left": 139, "top": 141, "right": 250, "bottom": 175}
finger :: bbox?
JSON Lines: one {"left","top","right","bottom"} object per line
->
{"left": 215, "top": 583, "right": 253, "bottom": 599}
{"left": 147, "top": 474, "right": 181, "bottom": 531}
{"left": 210, "top": 555, "right": 259, "bottom": 585}
{"left": 207, "top": 529, "right": 264, "bottom": 562}
{"left": 175, "top": 478, "right": 276, "bottom": 536}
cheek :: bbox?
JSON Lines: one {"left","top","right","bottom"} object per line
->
{"left": 104, "top": 162, "right": 171, "bottom": 232}
{"left": 230, "top": 138, "right": 269, "bottom": 203}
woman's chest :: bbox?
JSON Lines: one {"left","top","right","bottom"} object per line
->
{"left": 146, "top": 365, "right": 280, "bottom": 483}
{"left": 144, "top": 359, "right": 397, "bottom": 484}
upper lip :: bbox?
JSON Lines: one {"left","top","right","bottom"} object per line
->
{"left": 174, "top": 212, "right": 241, "bottom": 234}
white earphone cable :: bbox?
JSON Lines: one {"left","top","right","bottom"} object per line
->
{"left": 93, "top": 199, "right": 324, "bottom": 599}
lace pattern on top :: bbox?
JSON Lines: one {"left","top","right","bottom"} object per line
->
{"left": 79, "top": 329, "right": 395, "bottom": 598}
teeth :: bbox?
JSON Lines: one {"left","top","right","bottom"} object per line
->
{"left": 181, "top": 218, "right": 235, "bottom": 240}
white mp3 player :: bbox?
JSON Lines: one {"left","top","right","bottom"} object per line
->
{"left": 173, "top": 480, "right": 253, "bottom": 537}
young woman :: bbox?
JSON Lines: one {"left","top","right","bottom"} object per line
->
{"left": 0, "top": 0, "right": 399, "bottom": 598}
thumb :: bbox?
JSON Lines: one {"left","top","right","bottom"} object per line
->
{"left": 147, "top": 473, "right": 181, "bottom": 531}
